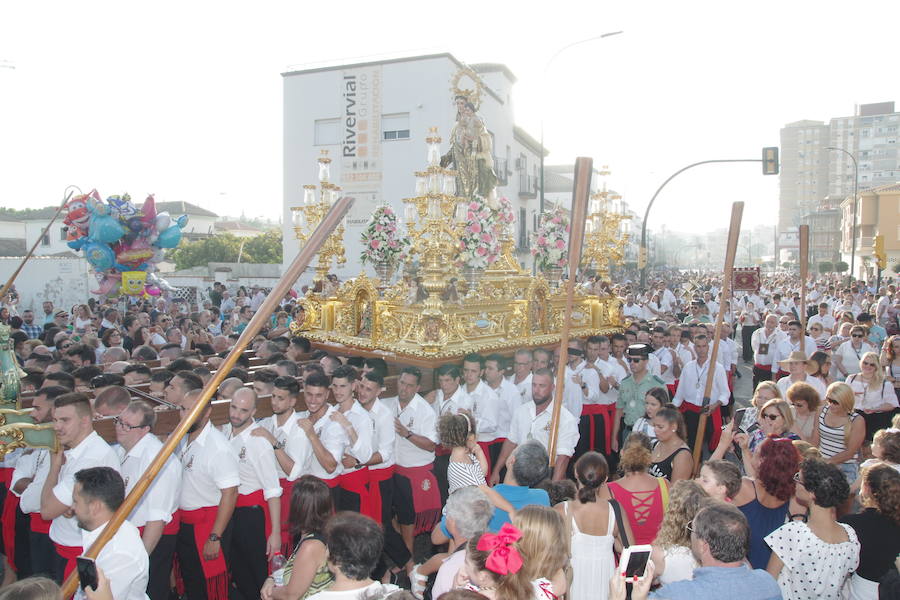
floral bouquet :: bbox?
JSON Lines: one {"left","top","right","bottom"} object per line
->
{"left": 496, "top": 196, "right": 516, "bottom": 236}
{"left": 359, "top": 205, "right": 410, "bottom": 266}
{"left": 457, "top": 195, "right": 501, "bottom": 269}
{"left": 532, "top": 206, "right": 570, "bottom": 271}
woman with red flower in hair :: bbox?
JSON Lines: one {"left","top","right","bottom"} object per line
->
{"left": 730, "top": 437, "right": 804, "bottom": 569}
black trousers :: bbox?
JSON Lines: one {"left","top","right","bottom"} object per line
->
{"left": 752, "top": 364, "right": 773, "bottom": 391}
{"left": 176, "top": 521, "right": 233, "bottom": 600}
{"left": 28, "top": 530, "right": 54, "bottom": 579}
{"left": 13, "top": 506, "right": 31, "bottom": 577}
{"left": 741, "top": 325, "right": 759, "bottom": 362}
{"left": 336, "top": 487, "right": 361, "bottom": 513}
{"left": 147, "top": 533, "right": 177, "bottom": 600}
{"left": 374, "top": 476, "right": 411, "bottom": 578}
{"left": 228, "top": 506, "right": 268, "bottom": 600}
{"left": 433, "top": 453, "right": 450, "bottom": 505}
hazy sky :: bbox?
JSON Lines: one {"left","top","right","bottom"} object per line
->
{"left": 1, "top": 0, "right": 898, "bottom": 234}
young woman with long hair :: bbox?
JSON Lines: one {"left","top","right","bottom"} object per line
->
{"left": 812, "top": 382, "right": 866, "bottom": 484}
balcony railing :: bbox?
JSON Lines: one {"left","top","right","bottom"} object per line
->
{"left": 518, "top": 174, "right": 538, "bottom": 198}
{"left": 494, "top": 157, "right": 509, "bottom": 186}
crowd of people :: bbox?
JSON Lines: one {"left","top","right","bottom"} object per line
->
{"left": 0, "top": 272, "right": 897, "bottom": 599}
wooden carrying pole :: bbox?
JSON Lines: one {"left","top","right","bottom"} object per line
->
{"left": 60, "top": 196, "right": 355, "bottom": 598}
{"left": 0, "top": 189, "right": 75, "bottom": 301}
{"left": 691, "top": 202, "right": 744, "bottom": 475}
{"left": 799, "top": 224, "right": 809, "bottom": 331}
{"left": 547, "top": 157, "right": 592, "bottom": 468}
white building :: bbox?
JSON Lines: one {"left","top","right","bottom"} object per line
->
{"left": 281, "top": 53, "right": 545, "bottom": 281}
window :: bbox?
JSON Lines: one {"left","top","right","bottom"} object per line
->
{"left": 59, "top": 227, "right": 67, "bottom": 241}
{"left": 314, "top": 118, "right": 340, "bottom": 145}
{"left": 518, "top": 207, "right": 528, "bottom": 248}
{"left": 41, "top": 232, "right": 50, "bottom": 246}
{"left": 382, "top": 113, "right": 410, "bottom": 141}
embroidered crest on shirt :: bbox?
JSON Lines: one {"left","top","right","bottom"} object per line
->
{"left": 239, "top": 446, "right": 247, "bottom": 461}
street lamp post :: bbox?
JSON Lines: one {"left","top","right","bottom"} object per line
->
{"left": 826, "top": 146, "right": 859, "bottom": 281}
{"left": 539, "top": 31, "right": 623, "bottom": 215}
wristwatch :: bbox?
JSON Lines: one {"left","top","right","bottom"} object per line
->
{"left": 273, "top": 440, "right": 286, "bottom": 451}
{"left": 208, "top": 533, "right": 221, "bottom": 542}
{"left": 405, "top": 431, "right": 413, "bottom": 439}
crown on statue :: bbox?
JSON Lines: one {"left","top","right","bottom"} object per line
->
{"left": 450, "top": 66, "right": 484, "bottom": 111}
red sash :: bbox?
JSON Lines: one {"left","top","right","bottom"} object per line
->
{"left": 278, "top": 478, "right": 295, "bottom": 555}
{"left": 754, "top": 363, "right": 772, "bottom": 371}
{"left": 338, "top": 468, "right": 378, "bottom": 522}
{"left": 679, "top": 402, "right": 723, "bottom": 451}
{"left": 178, "top": 507, "right": 229, "bottom": 600}
{"left": 476, "top": 439, "right": 505, "bottom": 477}
{"left": 30, "top": 512, "right": 51, "bottom": 534}
{"left": 395, "top": 464, "right": 440, "bottom": 535}
{"left": 53, "top": 542, "right": 83, "bottom": 580}
{"left": 581, "top": 404, "right": 616, "bottom": 455}
{"left": 666, "top": 383, "right": 678, "bottom": 398}
{"left": 367, "top": 466, "right": 394, "bottom": 525}
{"left": 776, "top": 370, "right": 789, "bottom": 379}
{"left": 236, "top": 490, "right": 272, "bottom": 539}
{"left": 1, "top": 467, "right": 18, "bottom": 571}
{"left": 321, "top": 476, "right": 340, "bottom": 489}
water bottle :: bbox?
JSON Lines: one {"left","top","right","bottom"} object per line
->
{"left": 270, "top": 552, "right": 286, "bottom": 586}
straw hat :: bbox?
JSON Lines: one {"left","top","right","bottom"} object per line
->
{"left": 777, "top": 351, "right": 809, "bottom": 369}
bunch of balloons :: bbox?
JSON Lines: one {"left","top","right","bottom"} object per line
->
{"left": 64, "top": 190, "right": 188, "bottom": 297}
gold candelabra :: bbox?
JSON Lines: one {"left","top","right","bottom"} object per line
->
{"left": 402, "top": 128, "right": 467, "bottom": 318}
{"left": 583, "top": 179, "right": 631, "bottom": 281}
{"left": 291, "top": 150, "right": 346, "bottom": 290}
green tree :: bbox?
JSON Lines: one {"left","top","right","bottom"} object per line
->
{"left": 891, "top": 262, "right": 900, "bottom": 274}
{"left": 171, "top": 231, "right": 282, "bottom": 270}
{"left": 835, "top": 260, "right": 849, "bottom": 274}
{"left": 818, "top": 261, "right": 833, "bottom": 273}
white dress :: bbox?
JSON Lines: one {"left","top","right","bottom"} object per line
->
{"left": 564, "top": 500, "right": 616, "bottom": 600}
{"left": 764, "top": 520, "right": 860, "bottom": 600}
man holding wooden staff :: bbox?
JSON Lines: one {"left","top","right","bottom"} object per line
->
{"left": 672, "top": 334, "right": 731, "bottom": 453}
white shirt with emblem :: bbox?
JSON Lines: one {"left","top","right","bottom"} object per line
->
{"left": 49, "top": 431, "right": 121, "bottom": 547}
{"left": 508, "top": 401, "right": 580, "bottom": 458}
{"left": 365, "top": 399, "right": 396, "bottom": 470}
{"left": 118, "top": 433, "right": 182, "bottom": 528}
{"left": 297, "top": 405, "right": 350, "bottom": 480}
{"left": 76, "top": 520, "right": 149, "bottom": 600}
{"left": 178, "top": 422, "right": 241, "bottom": 511}
{"left": 381, "top": 394, "right": 438, "bottom": 468}
{"left": 258, "top": 411, "right": 311, "bottom": 481}
{"left": 220, "top": 422, "right": 282, "bottom": 500}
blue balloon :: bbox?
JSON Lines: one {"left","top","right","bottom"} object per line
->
{"left": 91, "top": 213, "right": 125, "bottom": 244}
{"left": 155, "top": 225, "right": 182, "bottom": 248}
{"left": 83, "top": 242, "right": 116, "bottom": 271}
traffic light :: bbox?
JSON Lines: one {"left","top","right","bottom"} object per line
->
{"left": 638, "top": 246, "right": 648, "bottom": 269}
{"left": 762, "top": 147, "right": 779, "bottom": 175}
{"left": 874, "top": 234, "right": 887, "bottom": 270}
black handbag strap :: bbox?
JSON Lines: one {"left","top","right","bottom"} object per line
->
{"left": 608, "top": 498, "right": 630, "bottom": 549}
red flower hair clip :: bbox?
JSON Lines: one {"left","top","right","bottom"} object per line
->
{"left": 476, "top": 523, "right": 524, "bottom": 575}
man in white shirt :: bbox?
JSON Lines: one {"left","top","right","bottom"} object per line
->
{"left": 382, "top": 366, "right": 439, "bottom": 557}
{"left": 672, "top": 334, "right": 730, "bottom": 455}
{"left": 329, "top": 365, "right": 375, "bottom": 515}
{"left": 490, "top": 368, "right": 580, "bottom": 483}
{"left": 426, "top": 364, "right": 468, "bottom": 502}
{"left": 562, "top": 341, "right": 600, "bottom": 422}
{"left": 220, "top": 388, "right": 281, "bottom": 600}
{"left": 578, "top": 336, "right": 626, "bottom": 461}
{"left": 175, "top": 389, "right": 240, "bottom": 600}
{"left": 483, "top": 354, "right": 522, "bottom": 470}
{"left": 750, "top": 314, "right": 783, "bottom": 388}
{"left": 775, "top": 352, "right": 826, "bottom": 401}
{"left": 251, "top": 376, "right": 310, "bottom": 555}
{"left": 356, "top": 371, "right": 413, "bottom": 580}
{"left": 11, "top": 385, "right": 67, "bottom": 577}
{"left": 115, "top": 401, "right": 182, "bottom": 600}
{"left": 457, "top": 354, "right": 502, "bottom": 475}
{"left": 807, "top": 302, "right": 836, "bottom": 335}
{"left": 71, "top": 467, "right": 149, "bottom": 600}
{"left": 506, "top": 349, "right": 533, "bottom": 405}
{"left": 297, "top": 372, "right": 352, "bottom": 488}
{"left": 40, "top": 392, "right": 120, "bottom": 583}
{"left": 770, "top": 319, "right": 817, "bottom": 379}
{"left": 623, "top": 294, "right": 643, "bottom": 320}
{"left": 651, "top": 327, "right": 676, "bottom": 388}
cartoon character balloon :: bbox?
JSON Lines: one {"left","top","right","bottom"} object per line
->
{"left": 120, "top": 271, "right": 148, "bottom": 296}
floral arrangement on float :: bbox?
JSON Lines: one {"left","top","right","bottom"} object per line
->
{"left": 496, "top": 196, "right": 516, "bottom": 237}
{"left": 531, "top": 205, "right": 570, "bottom": 272}
{"left": 456, "top": 194, "right": 501, "bottom": 270}
{"left": 359, "top": 205, "right": 410, "bottom": 265}
{"left": 64, "top": 190, "right": 186, "bottom": 298}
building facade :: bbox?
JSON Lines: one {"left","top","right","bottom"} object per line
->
{"left": 779, "top": 120, "right": 829, "bottom": 232}
{"left": 840, "top": 183, "right": 900, "bottom": 279}
{"left": 281, "top": 53, "right": 544, "bottom": 282}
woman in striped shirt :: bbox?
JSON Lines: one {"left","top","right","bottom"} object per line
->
{"left": 811, "top": 382, "right": 866, "bottom": 484}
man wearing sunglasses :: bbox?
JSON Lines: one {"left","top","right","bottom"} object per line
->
{"left": 116, "top": 401, "right": 182, "bottom": 600}
{"left": 612, "top": 344, "right": 666, "bottom": 453}
{"left": 673, "top": 334, "right": 730, "bottom": 453}
{"left": 833, "top": 325, "right": 875, "bottom": 379}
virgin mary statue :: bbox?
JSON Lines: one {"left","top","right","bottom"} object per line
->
{"left": 440, "top": 95, "right": 498, "bottom": 206}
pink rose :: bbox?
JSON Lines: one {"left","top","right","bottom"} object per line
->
{"left": 556, "top": 239, "right": 565, "bottom": 249}
{"left": 476, "top": 247, "right": 487, "bottom": 256}
{"left": 482, "top": 233, "right": 492, "bottom": 243}
{"left": 470, "top": 223, "right": 482, "bottom": 233}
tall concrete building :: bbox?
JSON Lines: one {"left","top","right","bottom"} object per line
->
{"left": 829, "top": 102, "right": 900, "bottom": 199}
{"left": 779, "top": 120, "right": 830, "bottom": 232}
